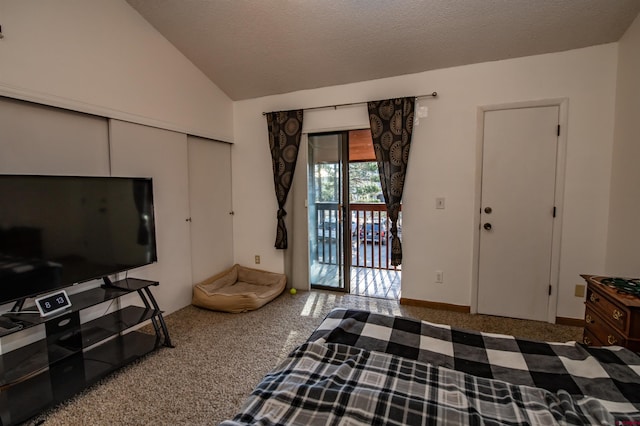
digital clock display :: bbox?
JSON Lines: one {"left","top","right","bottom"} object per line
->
{"left": 34, "top": 290, "right": 72, "bottom": 317}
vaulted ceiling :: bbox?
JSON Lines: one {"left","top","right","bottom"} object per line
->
{"left": 126, "top": 0, "right": 640, "bottom": 101}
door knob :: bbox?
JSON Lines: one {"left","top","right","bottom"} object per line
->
{"left": 483, "top": 223, "right": 492, "bottom": 231}
{"left": 484, "top": 207, "right": 492, "bottom": 214}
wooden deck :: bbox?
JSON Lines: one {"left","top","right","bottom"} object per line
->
{"left": 310, "top": 264, "right": 401, "bottom": 299}
{"left": 350, "top": 266, "right": 401, "bottom": 299}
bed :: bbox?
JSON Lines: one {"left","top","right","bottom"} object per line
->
{"left": 221, "top": 308, "right": 640, "bottom": 425}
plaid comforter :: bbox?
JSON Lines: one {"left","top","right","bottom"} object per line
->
{"left": 310, "top": 309, "right": 640, "bottom": 416}
{"left": 222, "top": 309, "right": 640, "bottom": 425}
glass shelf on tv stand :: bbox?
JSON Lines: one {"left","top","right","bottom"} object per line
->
{"left": 3, "top": 278, "right": 156, "bottom": 326}
{"left": 0, "top": 277, "right": 173, "bottom": 426}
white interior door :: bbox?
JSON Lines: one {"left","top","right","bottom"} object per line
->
{"left": 477, "top": 106, "right": 559, "bottom": 321}
{"left": 187, "top": 136, "right": 233, "bottom": 283}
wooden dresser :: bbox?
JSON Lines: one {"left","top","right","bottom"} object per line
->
{"left": 581, "top": 275, "right": 640, "bottom": 352}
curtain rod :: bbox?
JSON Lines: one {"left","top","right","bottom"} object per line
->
{"left": 262, "top": 91, "right": 437, "bottom": 116}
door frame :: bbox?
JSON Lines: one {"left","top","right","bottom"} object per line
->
{"left": 471, "top": 98, "right": 568, "bottom": 323}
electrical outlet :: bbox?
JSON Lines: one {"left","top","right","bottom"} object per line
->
{"left": 574, "top": 284, "right": 585, "bottom": 298}
{"left": 255, "top": 255, "right": 260, "bottom": 264}
{"left": 435, "top": 270, "right": 443, "bottom": 283}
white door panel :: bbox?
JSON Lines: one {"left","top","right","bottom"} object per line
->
{"left": 188, "top": 136, "right": 233, "bottom": 283}
{"left": 0, "top": 97, "right": 109, "bottom": 176}
{"left": 109, "top": 120, "right": 192, "bottom": 315}
{"left": 478, "top": 106, "right": 559, "bottom": 321}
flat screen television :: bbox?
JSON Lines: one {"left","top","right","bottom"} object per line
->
{"left": 0, "top": 175, "right": 157, "bottom": 306}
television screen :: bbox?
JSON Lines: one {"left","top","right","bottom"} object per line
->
{"left": 0, "top": 175, "right": 157, "bottom": 306}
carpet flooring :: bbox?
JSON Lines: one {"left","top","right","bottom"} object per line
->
{"left": 29, "top": 290, "right": 582, "bottom": 425}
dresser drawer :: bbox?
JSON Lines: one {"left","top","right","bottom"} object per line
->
{"left": 582, "top": 328, "right": 603, "bottom": 346}
{"left": 582, "top": 275, "right": 640, "bottom": 352}
{"left": 584, "top": 307, "right": 626, "bottom": 347}
{"left": 586, "top": 286, "right": 628, "bottom": 333}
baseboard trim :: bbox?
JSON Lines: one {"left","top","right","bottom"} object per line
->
{"left": 400, "top": 298, "right": 471, "bottom": 313}
{"left": 555, "top": 317, "right": 584, "bottom": 327}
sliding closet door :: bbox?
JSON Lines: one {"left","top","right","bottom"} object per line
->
{"left": 109, "top": 120, "right": 192, "bottom": 315}
{"left": 0, "top": 97, "right": 109, "bottom": 175}
{"left": 0, "top": 97, "right": 110, "bottom": 353}
{"left": 187, "top": 136, "right": 233, "bottom": 283}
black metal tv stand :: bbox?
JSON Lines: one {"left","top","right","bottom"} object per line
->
{"left": 0, "top": 278, "right": 172, "bottom": 425}
{"left": 101, "top": 276, "right": 174, "bottom": 348}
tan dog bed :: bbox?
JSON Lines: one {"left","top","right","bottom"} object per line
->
{"left": 192, "top": 264, "right": 286, "bottom": 313}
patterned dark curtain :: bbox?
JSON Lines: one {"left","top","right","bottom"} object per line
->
{"left": 367, "top": 97, "right": 415, "bottom": 266}
{"left": 266, "top": 110, "right": 304, "bottom": 249}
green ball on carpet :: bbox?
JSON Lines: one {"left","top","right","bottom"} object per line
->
{"left": 290, "top": 288, "right": 297, "bottom": 295}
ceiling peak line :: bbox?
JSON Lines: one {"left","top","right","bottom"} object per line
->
{"left": 262, "top": 92, "right": 438, "bottom": 116}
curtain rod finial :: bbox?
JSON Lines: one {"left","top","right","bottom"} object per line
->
{"left": 432, "top": 92, "right": 437, "bottom": 97}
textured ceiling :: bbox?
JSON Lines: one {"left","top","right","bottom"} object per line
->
{"left": 126, "top": 0, "right": 640, "bottom": 101}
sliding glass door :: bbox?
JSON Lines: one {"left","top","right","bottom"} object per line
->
{"left": 308, "top": 132, "right": 350, "bottom": 292}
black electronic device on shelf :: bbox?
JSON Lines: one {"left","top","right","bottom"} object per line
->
{"left": 0, "top": 175, "right": 172, "bottom": 426}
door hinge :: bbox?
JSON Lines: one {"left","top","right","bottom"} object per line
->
{"left": 549, "top": 285, "right": 552, "bottom": 295}
{"left": 553, "top": 206, "right": 556, "bottom": 218}
{"left": 557, "top": 125, "right": 560, "bottom": 137}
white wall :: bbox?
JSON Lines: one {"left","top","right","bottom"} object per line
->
{"left": 0, "top": 0, "right": 233, "bottom": 141}
{"left": 606, "top": 14, "right": 640, "bottom": 276}
{"left": 232, "top": 44, "right": 618, "bottom": 320}
{"left": 0, "top": 0, "right": 625, "bottom": 321}
{"left": 0, "top": 0, "right": 235, "bottom": 318}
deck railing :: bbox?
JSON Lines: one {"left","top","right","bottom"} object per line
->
{"left": 314, "top": 202, "right": 401, "bottom": 271}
